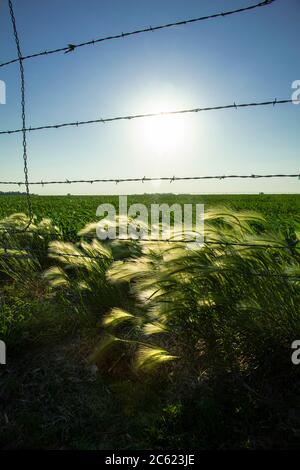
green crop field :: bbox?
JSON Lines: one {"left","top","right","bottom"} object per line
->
{"left": 1, "top": 193, "right": 299, "bottom": 238}
{"left": 0, "top": 193, "right": 300, "bottom": 450}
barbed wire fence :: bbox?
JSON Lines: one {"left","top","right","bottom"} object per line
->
{"left": 1, "top": 0, "right": 299, "bottom": 278}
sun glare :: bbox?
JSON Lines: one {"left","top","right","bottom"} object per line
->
{"left": 135, "top": 92, "right": 190, "bottom": 156}
{"left": 140, "top": 114, "right": 187, "bottom": 154}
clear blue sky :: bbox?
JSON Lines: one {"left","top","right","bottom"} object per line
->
{"left": 0, "top": 0, "right": 299, "bottom": 195}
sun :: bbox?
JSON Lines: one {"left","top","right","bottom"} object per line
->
{"left": 134, "top": 92, "right": 189, "bottom": 156}
{"left": 139, "top": 114, "right": 187, "bottom": 154}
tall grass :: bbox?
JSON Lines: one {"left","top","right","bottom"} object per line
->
{"left": 1, "top": 209, "right": 299, "bottom": 378}
{"left": 0, "top": 213, "right": 61, "bottom": 285}
{"left": 96, "top": 209, "right": 300, "bottom": 376}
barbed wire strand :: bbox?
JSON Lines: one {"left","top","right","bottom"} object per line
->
{"left": 1, "top": 98, "right": 298, "bottom": 136}
{"left": 0, "top": 246, "right": 298, "bottom": 280}
{"left": 8, "top": 0, "right": 33, "bottom": 232}
{"left": 0, "top": 231, "right": 298, "bottom": 250}
{"left": 0, "top": 173, "right": 299, "bottom": 186}
{"left": 0, "top": 0, "right": 276, "bottom": 69}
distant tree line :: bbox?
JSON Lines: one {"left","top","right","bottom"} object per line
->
{"left": 0, "top": 191, "right": 35, "bottom": 196}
